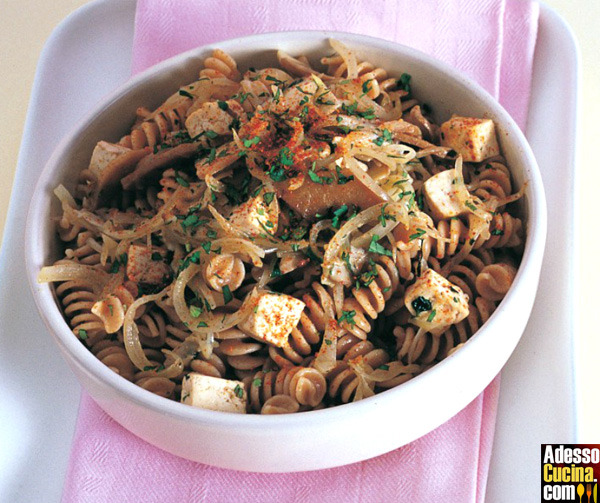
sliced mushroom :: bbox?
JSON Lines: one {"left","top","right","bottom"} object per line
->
{"left": 121, "top": 142, "right": 200, "bottom": 190}
{"left": 87, "top": 146, "right": 150, "bottom": 208}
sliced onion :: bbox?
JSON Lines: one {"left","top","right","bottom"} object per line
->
{"left": 329, "top": 39, "right": 358, "bottom": 79}
{"left": 54, "top": 184, "right": 77, "bottom": 207}
{"left": 38, "top": 263, "right": 110, "bottom": 293}
{"left": 312, "top": 320, "right": 340, "bottom": 375}
{"left": 344, "top": 156, "right": 390, "bottom": 203}
{"left": 123, "top": 288, "right": 183, "bottom": 376}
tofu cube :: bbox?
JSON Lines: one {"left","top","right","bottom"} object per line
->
{"left": 404, "top": 269, "right": 469, "bottom": 335}
{"left": 126, "top": 244, "right": 172, "bottom": 285}
{"left": 423, "top": 169, "right": 465, "bottom": 221}
{"left": 185, "top": 101, "right": 233, "bottom": 138}
{"left": 181, "top": 373, "right": 247, "bottom": 413}
{"left": 440, "top": 116, "right": 500, "bottom": 162}
{"left": 228, "top": 188, "right": 279, "bottom": 237}
{"left": 88, "top": 141, "right": 132, "bottom": 178}
{"left": 239, "top": 292, "right": 305, "bottom": 347}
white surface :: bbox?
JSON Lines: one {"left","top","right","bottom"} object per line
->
{"left": 0, "top": 0, "right": 575, "bottom": 501}
{"left": 486, "top": 5, "right": 579, "bottom": 502}
{"left": 25, "top": 29, "right": 545, "bottom": 473}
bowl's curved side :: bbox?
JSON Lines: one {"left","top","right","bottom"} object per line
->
{"left": 24, "top": 30, "right": 546, "bottom": 472}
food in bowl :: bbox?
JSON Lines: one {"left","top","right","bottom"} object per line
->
{"left": 38, "top": 40, "right": 524, "bottom": 415}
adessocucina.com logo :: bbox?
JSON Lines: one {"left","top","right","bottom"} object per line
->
{"left": 542, "top": 444, "right": 599, "bottom": 501}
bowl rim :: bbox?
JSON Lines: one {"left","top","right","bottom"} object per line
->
{"left": 24, "top": 29, "right": 547, "bottom": 432}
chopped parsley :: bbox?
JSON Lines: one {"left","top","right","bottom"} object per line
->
{"left": 217, "top": 100, "right": 229, "bottom": 111}
{"left": 279, "top": 147, "right": 294, "bottom": 166}
{"left": 341, "top": 251, "right": 355, "bottom": 275}
{"left": 178, "top": 89, "right": 194, "bottom": 99}
{"left": 379, "top": 204, "right": 397, "bottom": 228}
{"left": 374, "top": 128, "right": 393, "bottom": 146}
{"left": 360, "top": 79, "right": 373, "bottom": 97}
{"left": 331, "top": 205, "right": 348, "bottom": 229}
{"left": 109, "top": 253, "right": 128, "bottom": 273}
{"left": 190, "top": 305, "right": 203, "bottom": 318}
{"left": 263, "top": 192, "right": 275, "bottom": 205}
{"left": 78, "top": 329, "right": 88, "bottom": 340}
{"left": 335, "top": 166, "right": 354, "bottom": 185}
{"left": 356, "top": 259, "right": 379, "bottom": 289}
{"left": 409, "top": 228, "right": 426, "bottom": 241}
{"left": 265, "top": 75, "right": 285, "bottom": 86}
{"left": 308, "top": 163, "right": 333, "bottom": 185}
{"left": 233, "top": 384, "right": 244, "bottom": 398}
{"left": 465, "top": 200, "right": 478, "bottom": 212}
{"left": 175, "top": 173, "right": 190, "bottom": 187}
{"left": 341, "top": 101, "right": 376, "bottom": 120}
{"left": 397, "top": 73, "right": 412, "bottom": 93}
{"left": 411, "top": 296, "right": 432, "bottom": 314}
{"left": 491, "top": 229, "right": 504, "bottom": 236}
{"left": 243, "top": 136, "right": 261, "bottom": 148}
{"left": 271, "top": 259, "right": 282, "bottom": 278}
{"left": 268, "top": 165, "right": 287, "bottom": 182}
{"left": 222, "top": 285, "right": 233, "bottom": 304}
{"left": 368, "top": 235, "right": 393, "bottom": 257}
{"left": 427, "top": 309, "right": 437, "bottom": 322}
{"left": 252, "top": 378, "right": 262, "bottom": 387}
{"left": 338, "top": 310, "right": 357, "bottom": 326}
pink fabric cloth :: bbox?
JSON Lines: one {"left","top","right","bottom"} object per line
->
{"left": 63, "top": 1, "right": 539, "bottom": 501}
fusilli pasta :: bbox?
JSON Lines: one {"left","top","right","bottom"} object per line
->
{"left": 39, "top": 40, "right": 524, "bottom": 414}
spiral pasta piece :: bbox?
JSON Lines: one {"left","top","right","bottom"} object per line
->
{"left": 137, "top": 308, "right": 169, "bottom": 348}
{"left": 445, "top": 253, "right": 489, "bottom": 300}
{"left": 260, "top": 394, "right": 300, "bottom": 414}
{"left": 190, "top": 351, "right": 228, "bottom": 378}
{"left": 321, "top": 56, "right": 398, "bottom": 100}
{"left": 135, "top": 375, "right": 177, "bottom": 399}
{"left": 200, "top": 49, "right": 240, "bottom": 81}
{"left": 248, "top": 366, "right": 327, "bottom": 413}
{"left": 350, "top": 255, "right": 399, "bottom": 319}
{"left": 120, "top": 103, "right": 191, "bottom": 150}
{"left": 92, "top": 343, "right": 136, "bottom": 381}
{"left": 326, "top": 334, "right": 390, "bottom": 403}
{"left": 475, "top": 263, "right": 517, "bottom": 301}
{"left": 425, "top": 217, "right": 468, "bottom": 260}
{"left": 217, "top": 328, "right": 268, "bottom": 378}
{"left": 201, "top": 253, "right": 246, "bottom": 293}
{"left": 56, "top": 279, "right": 105, "bottom": 345}
{"left": 481, "top": 212, "right": 523, "bottom": 249}
{"left": 469, "top": 158, "right": 512, "bottom": 209}
{"left": 63, "top": 230, "right": 103, "bottom": 266}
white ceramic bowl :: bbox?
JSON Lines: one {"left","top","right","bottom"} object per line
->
{"left": 25, "top": 31, "right": 546, "bottom": 472}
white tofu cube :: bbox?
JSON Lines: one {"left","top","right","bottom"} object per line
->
{"left": 404, "top": 269, "right": 469, "bottom": 335}
{"left": 185, "top": 101, "right": 233, "bottom": 138}
{"left": 126, "top": 244, "right": 171, "bottom": 285}
{"left": 228, "top": 188, "right": 279, "bottom": 237}
{"left": 423, "top": 169, "right": 464, "bottom": 221}
{"left": 440, "top": 116, "right": 500, "bottom": 162}
{"left": 181, "top": 373, "right": 247, "bottom": 413}
{"left": 239, "top": 292, "right": 305, "bottom": 347}
{"left": 88, "top": 141, "right": 132, "bottom": 178}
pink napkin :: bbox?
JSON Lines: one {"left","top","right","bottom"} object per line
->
{"left": 62, "top": 1, "right": 539, "bottom": 501}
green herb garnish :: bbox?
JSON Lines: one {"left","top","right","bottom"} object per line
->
{"left": 368, "top": 235, "right": 393, "bottom": 257}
